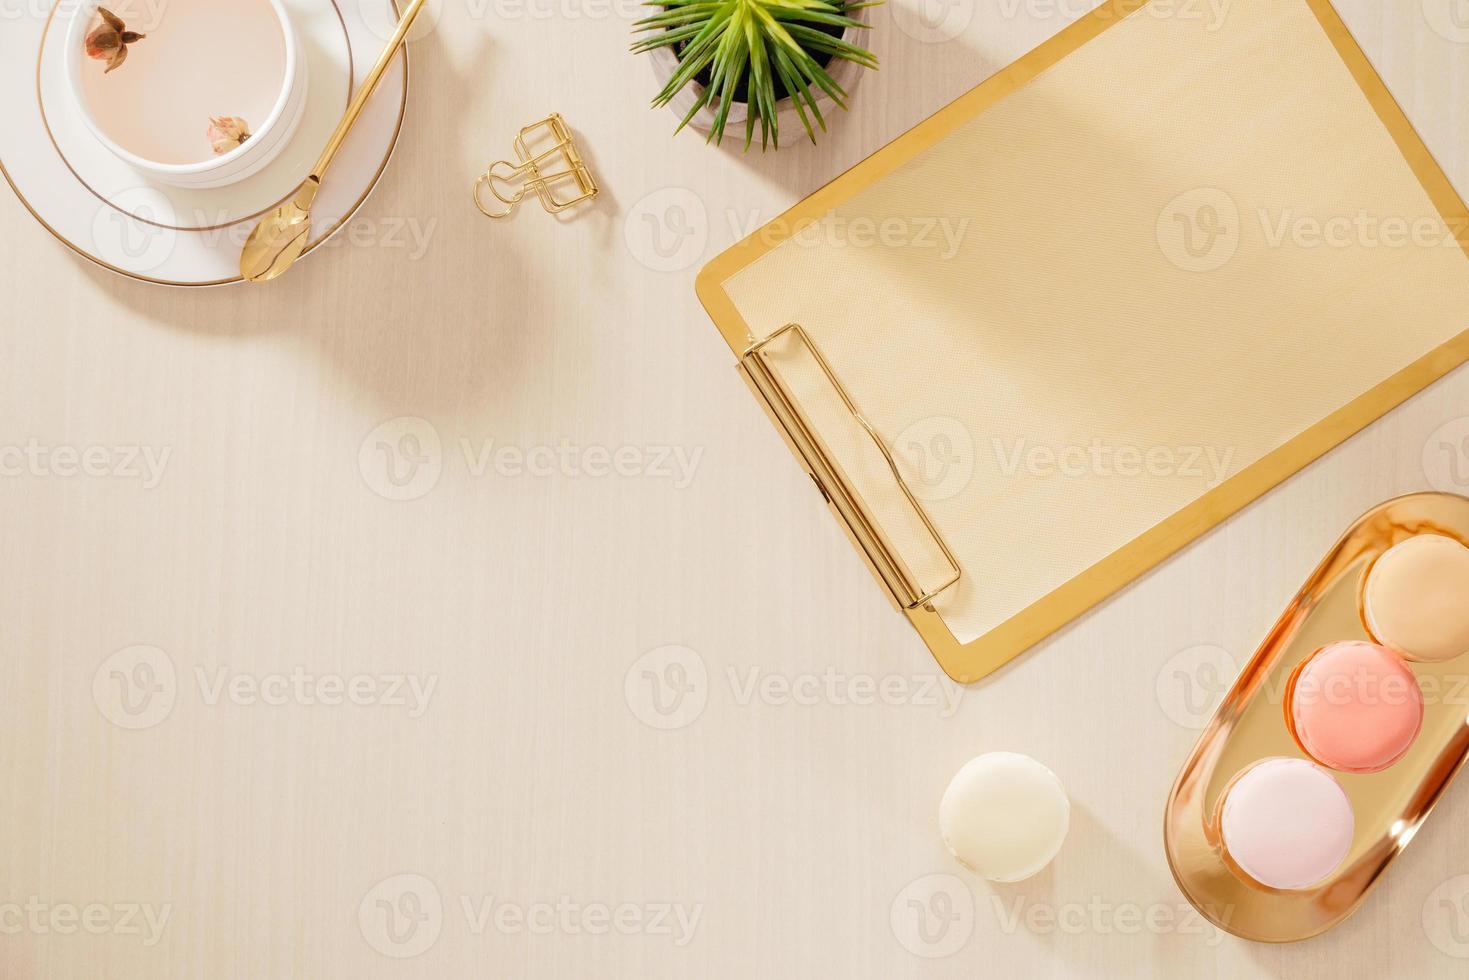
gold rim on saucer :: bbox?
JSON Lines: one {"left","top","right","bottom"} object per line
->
{"left": 36, "top": 0, "right": 356, "bottom": 233}
{"left": 0, "top": 0, "right": 408, "bottom": 287}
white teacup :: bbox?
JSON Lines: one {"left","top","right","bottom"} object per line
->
{"left": 65, "top": 0, "right": 309, "bottom": 189}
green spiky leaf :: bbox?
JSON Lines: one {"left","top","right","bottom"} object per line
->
{"left": 631, "top": 0, "right": 879, "bottom": 149}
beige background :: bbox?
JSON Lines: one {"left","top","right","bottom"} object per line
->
{"left": 4, "top": 0, "right": 1469, "bottom": 977}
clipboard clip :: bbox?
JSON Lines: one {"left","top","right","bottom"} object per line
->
{"left": 739, "top": 323, "right": 962, "bottom": 611}
{"left": 473, "top": 113, "right": 599, "bottom": 219}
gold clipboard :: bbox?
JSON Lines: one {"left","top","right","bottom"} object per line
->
{"left": 696, "top": 0, "right": 1469, "bottom": 683}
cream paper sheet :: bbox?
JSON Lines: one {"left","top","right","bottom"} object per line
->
{"left": 721, "top": 0, "right": 1469, "bottom": 644}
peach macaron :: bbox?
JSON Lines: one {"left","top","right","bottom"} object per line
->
{"left": 1363, "top": 534, "right": 1469, "bottom": 664}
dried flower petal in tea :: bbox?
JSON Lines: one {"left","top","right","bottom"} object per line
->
{"left": 207, "top": 116, "right": 252, "bottom": 155}
{"left": 84, "top": 6, "right": 145, "bottom": 74}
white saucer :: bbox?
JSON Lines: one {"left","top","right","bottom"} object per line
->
{"left": 0, "top": 0, "right": 409, "bottom": 286}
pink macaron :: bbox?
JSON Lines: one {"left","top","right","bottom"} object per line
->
{"left": 1287, "top": 641, "right": 1423, "bottom": 774}
{"left": 1220, "top": 758, "right": 1354, "bottom": 890}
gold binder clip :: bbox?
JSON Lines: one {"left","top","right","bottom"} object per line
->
{"left": 473, "top": 113, "right": 599, "bottom": 219}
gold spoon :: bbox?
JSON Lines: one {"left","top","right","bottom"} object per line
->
{"left": 241, "top": 0, "right": 430, "bottom": 282}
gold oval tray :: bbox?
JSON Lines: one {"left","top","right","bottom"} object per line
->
{"left": 1165, "top": 491, "right": 1469, "bottom": 943}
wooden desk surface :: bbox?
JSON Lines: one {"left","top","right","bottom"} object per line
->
{"left": 4, "top": 0, "right": 1469, "bottom": 976}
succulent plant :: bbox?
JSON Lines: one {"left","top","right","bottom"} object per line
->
{"left": 632, "top": 0, "right": 878, "bottom": 150}
{"left": 84, "top": 6, "right": 145, "bottom": 74}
